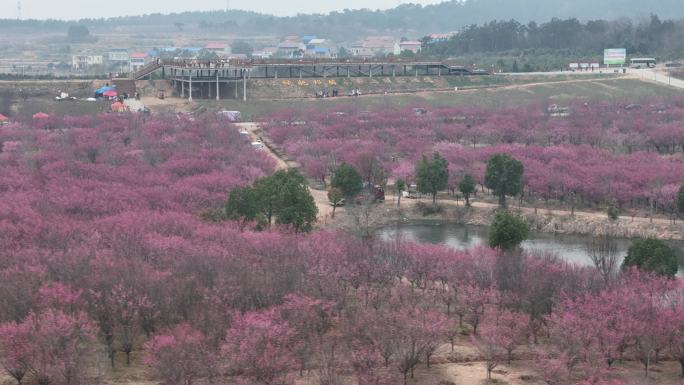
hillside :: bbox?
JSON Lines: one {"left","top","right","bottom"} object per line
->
{"left": 1, "top": 0, "right": 683, "bottom": 39}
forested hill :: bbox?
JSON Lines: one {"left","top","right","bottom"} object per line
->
{"left": 1, "top": 0, "right": 683, "bottom": 39}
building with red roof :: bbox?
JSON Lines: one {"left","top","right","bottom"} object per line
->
{"left": 205, "top": 43, "right": 230, "bottom": 53}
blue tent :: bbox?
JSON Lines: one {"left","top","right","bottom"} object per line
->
{"left": 94, "top": 85, "right": 116, "bottom": 96}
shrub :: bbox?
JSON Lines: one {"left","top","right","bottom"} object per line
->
{"left": 416, "top": 201, "right": 445, "bottom": 216}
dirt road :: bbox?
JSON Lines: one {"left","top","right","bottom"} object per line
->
{"left": 235, "top": 122, "right": 335, "bottom": 220}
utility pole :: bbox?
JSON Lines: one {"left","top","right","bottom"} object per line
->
{"left": 226, "top": 0, "right": 230, "bottom": 12}
{"left": 16, "top": 0, "right": 22, "bottom": 20}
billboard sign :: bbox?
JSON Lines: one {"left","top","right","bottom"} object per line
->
{"left": 604, "top": 48, "right": 626, "bottom": 65}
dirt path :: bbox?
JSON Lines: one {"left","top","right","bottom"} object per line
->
{"left": 235, "top": 122, "right": 334, "bottom": 220}
{"left": 627, "top": 68, "right": 684, "bottom": 90}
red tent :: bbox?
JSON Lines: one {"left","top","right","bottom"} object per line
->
{"left": 111, "top": 102, "right": 127, "bottom": 112}
{"left": 32, "top": 112, "right": 49, "bottom": 119}
{"left": 0, "top": 113, "right": 8, "bottom": 122}
{"left": 103, "top": 90, "right": 118, "bottom": 97}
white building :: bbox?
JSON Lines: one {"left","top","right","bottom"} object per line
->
{"left": 108, "top": 49, "right": 129, "bottom": 62}
{"left": 128, "top": 53, "right": 147, "bottom": 72}
{"left": 349, "top": 37, "right": 399, "bottom": 58}
{"left": 277, "top": 40, "right": 305, "bottom": 58}
{"left": 71, "top": 55, "right": 103, "bottom": 70}
{"left": 399, "top": 41, "right": 422, "bottom": 54}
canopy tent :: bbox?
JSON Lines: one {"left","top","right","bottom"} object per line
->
{"left": 103, "top": 90, "right": 118, "bottom": 98}
{"left": 32, "top": 112, "right": 49, "bottom": 119}
{"left": 95, "top": 86, "right": 116, "bottom": 94}
{"left": 111, "top": 102, "right": 127, "bottom": 112}
{"left": 0, "top": 113, "right": 8, "bottom": 122}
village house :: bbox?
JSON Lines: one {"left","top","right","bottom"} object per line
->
{"left": 71, "top": 55, "right": 103, "bottom": 70}
{"left": 277, "top": 40, "right": 305, "bottom": 58}
{"left": 349, "top": 36, "right": 399, "bottom": 58}
{"left": 399, "top": 40, "right": 422, "bottom": 54}
{"left": 205, "top": 43, "right": 231, "bottom": 54}
{"left": 128, "top": 53, "right": 147, "bottom": 72}
{"left": 304, "top": 38, "right": 334, "bottom": 58}
{"left": 252, "top": 47, "right": 278, "bottom": 59}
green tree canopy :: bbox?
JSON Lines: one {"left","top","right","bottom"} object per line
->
{"left": 231, "top": 40, "right": 254, "bottom": 56}
{"left": 332, "top": 163, "right": 363, "bottom": 198}
{"left": 622, "top": 238, "right": 679, "bottom": 277}
{"left": 485, "top": 154, "right": 524, "bottom": 207}
{"left": 274, "top": 176, "right": 318, "bottom": 232}
{"left": 225, "top": 186, "right": 258, "bottom": 227}
{"left": 66, "top": 25, "right": 93, "bottom": 42}
{"left": 226, "top": 169, "right": 317, "bottom": 232}
{"left": 488, "top": 210, "right": 529, "bottom": 251}
{"left": 459, "top": 174, "right": 476, "bottom": 207}
{"left": 416, "top": 153, "right": 449, "bottom": 203}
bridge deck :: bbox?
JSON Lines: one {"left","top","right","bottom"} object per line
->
{"left": 130, "top": 59, "right": 486, "bottom": 100}
{"left": 132, "top": 59, "right": 480, "bottom": 81}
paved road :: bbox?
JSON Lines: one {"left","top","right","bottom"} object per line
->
{"left": 627, "top": 68, "right": 684, "bottom": 90}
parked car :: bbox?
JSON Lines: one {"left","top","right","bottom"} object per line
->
{"left": 355, "top": 186, "right": 385, "bottom": 204}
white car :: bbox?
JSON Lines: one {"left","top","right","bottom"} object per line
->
{"left": 251, "top": 141, "right": 264, "bottom": 150}
{"left": 239, "top": 129, "right": 250, "bottom": 136}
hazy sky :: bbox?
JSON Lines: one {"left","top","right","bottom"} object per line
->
{"left": 12, "top": 0, "right": 446, "bottom": 20}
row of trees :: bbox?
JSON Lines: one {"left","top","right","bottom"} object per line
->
{"left": 423, "top": 15, "right": 684, "bottom": 59}
{"left": 264, "top": 104, "right": 684, "bottom": 212}
{"left": 266, "top": 100, "right": 684, "bottom": 156}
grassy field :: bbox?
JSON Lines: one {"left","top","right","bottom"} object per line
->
{"left": 198, "top": 77, "right": 682, "bottom": 120}
{"left": 3, "top": 75, "right": 680, "bottom": 120}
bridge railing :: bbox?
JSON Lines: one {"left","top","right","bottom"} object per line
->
{"left": 131, "top": 61, "right": 163, "bottom": 80}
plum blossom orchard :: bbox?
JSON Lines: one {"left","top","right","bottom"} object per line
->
{"left": 262, "top": 100, "right": 684, "bottom": 212}
{"left": 0, "top": 114, "right": 683, "bottom": 385}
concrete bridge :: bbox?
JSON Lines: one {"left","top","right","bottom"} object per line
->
{"left": 130, "top": 59, "right": 487, "bottom": 101}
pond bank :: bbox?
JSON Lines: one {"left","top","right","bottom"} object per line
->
{"left": 347, "top": 198, "right": 684, "bottom": 241}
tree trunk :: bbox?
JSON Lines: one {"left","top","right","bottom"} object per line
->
{"left": 397, "top": 194, "right": 402, "bottom": 207}
{"left": 433, "top": 192, "right": 437, "bottom": 204}
{"left": 498, "top": 194, "right": 506, "bottom": 208}
{"left": 679, "top": 358, "right": 684, "bottom": 377}
{"left": 465, "top": 195, "right": 470, "bottom": 207}
{"left": 331, "top": 205, "right": 336, "bottom": 219}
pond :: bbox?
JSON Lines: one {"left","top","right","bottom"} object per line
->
{"left": 380, "top": 221, "right": 684, "bottom": 268}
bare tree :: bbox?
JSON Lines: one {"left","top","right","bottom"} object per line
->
{"left": 586, "top": 234, "right": 620, "bottom": 284}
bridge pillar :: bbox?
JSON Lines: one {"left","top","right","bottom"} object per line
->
{"left": 216, "top": 73, "right": 220, "bottom": 101}
{"left": 243, "top": 71, "right": 247, "bottom": 101}
{"left": 188, "top": 74, "right": 193, "bottom": 102}
{"left": 181, "top": 81, "right": 185, "bottom": 98}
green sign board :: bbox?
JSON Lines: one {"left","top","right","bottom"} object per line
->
{"left": 604, "top": 48, "right": 626, "bottom": 65}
